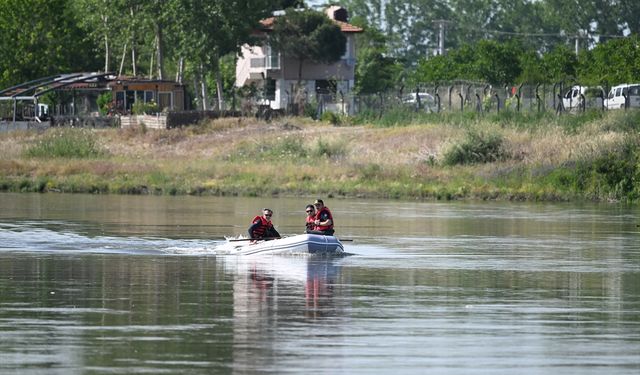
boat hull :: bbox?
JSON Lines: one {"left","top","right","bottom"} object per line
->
{"left": 226, "top": 234, "right": 344, "bottom": 256}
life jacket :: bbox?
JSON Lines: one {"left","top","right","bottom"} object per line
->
{"left": 305, "top": 215, "right": 315, "bottom": 231}
{"left": 314, "top": 207, "right": 334, "bottom": 231}
{"left": 251, "top": 215, "right": 272, "bottom": 238}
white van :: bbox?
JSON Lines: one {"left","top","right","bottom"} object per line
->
{"left": 562, "top": 85, "right": 586, "bottom": 111}
{"left": 402, "top": 92, "right": 436, "bottom": 112}
{"left": 606, "top": 83, "right": 640, "bottom": 109}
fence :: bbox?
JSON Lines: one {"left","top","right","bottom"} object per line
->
{"left": 231, "top": 81, "right": 628, "bottom": 119}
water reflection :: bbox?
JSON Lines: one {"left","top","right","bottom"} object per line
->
{"left": 1, "top": 193, "right": 639, "bottom": 374}
{"left": 231, "top": 256, "right": 342, "bottom": 318}
{"left": 227, "top": 256, "right": 344, "bottom": 373}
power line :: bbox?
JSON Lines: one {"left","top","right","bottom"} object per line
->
{"left": 452, "top": 22, "right": 629, "bottom": 40}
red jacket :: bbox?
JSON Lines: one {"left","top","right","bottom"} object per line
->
{"left": 314, "top": 207, "right": 334, "bottom": 231}
{"left": 305, "top": 215, "right": 315, "bottom": 231}
{"left": 249, "top": 215, "right": 274, "bottom": 238}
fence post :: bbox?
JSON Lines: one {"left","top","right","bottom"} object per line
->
{"left": 483, "top": 85, "right": 491, "bottom": 113}
{"left": 599, "top": 87, "right": 606, "bottom": 111}
{"left": 580, "top": 93, "right": 586, "bottom": 112}
{"left": 415, "top": 86, "right": 421, "bottom": 112}
{"left": 516, "top": 83, "right": 523, "bottom": 112}
{"left": 556, "top": 94, "right": 563, "bottom": 115}
{"left": 535, "top": 83, "right": 542, "bottom": 113}
{"left": 495, "top": 93, "right": 500, "bottom": 113}
{"left": 459, "top": 92, "right": 464, "bottom": 112}
{"left": 448, "top": 86, "right": 453, "bottom": 111}
{"left": 475, "top": 93, "right": 482, "bottom": 113}
{"left": 553, "top": 82, "right": 561, "bottom": 111}
{"left": 434, "top": 85, "right": 441, "bottom": 113}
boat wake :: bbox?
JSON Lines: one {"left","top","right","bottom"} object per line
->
{"left": 0, "top": 221, "right": 218, "bottom": 256}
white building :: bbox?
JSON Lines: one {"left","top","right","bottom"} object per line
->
{"left": 235, "top": 6, "right": 363, "bottom": 111}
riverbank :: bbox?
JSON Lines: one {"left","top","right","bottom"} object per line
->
{"left": 1, "top": 110, "right": 639, "bottom": 202}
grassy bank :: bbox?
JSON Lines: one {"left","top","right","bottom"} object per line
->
{"left": 1, "top": 109, "right": 639, "bottom": 202}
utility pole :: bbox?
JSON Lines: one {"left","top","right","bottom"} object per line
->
{"left": 433, "top": 20, "right": 448, "bottom": 56}
{"left": 380, "top": 0, "right": 387, "bottom": 33}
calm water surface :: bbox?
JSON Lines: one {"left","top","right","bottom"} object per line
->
{"left": 0, "top": 193, "right": 639, "bottom": 374}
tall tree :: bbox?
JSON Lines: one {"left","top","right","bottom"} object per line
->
{"left": 170, "top": 0, "right": 271, "bottom": 109}
{"left": 269, "top": 9, "right": 347, "bottom": 86}
{"left": 577, "top": 35, "right": 640, "bottom": 86}
{"left": 620, "top": 0, "right": 640, "bottom": 35}
{"left": 0, "top": 0, "right": 99, "bottom": 87}
{"left": 351, "top": 17, "right": 403, "bottom": 93}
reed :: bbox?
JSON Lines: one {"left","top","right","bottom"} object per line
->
{"left": 24, "top": 128, "right": 104, "bottom": 158}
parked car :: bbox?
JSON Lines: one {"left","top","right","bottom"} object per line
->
{"left": 606, "top": 83, "right": 640, "bottom": 109}
{"left": 402, "top": 92, "right": 436, "bottom": 112}
{"left": 562, "top": 85, "right": 586, "bottom": 112}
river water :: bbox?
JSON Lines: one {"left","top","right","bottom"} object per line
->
{"left": 0, "top": 193, "right": 638, "bottom": 374}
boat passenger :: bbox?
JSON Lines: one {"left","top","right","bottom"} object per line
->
{"left": 308, "top": 199, "right": 335, "bottom": 236}
{"left": 304, "top": 204, "right": 316, "bottom": 233}
{"left": 248, "top": 208, "right": 281, "bottom": 240}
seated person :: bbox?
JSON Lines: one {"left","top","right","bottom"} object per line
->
{"left": 307, "top": 199, "right": 335, "bottom": 236}
{"left": 304, "top": 204, "right": 316, "bottom": 233}
{"left": 248, "top": 208, "right": 280, "bottom": 240}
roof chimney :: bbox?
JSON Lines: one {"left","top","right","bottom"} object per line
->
{"left": 325, "top": 6, "right": 348, "bottom": 22}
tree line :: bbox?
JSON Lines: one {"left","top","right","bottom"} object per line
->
{"left": 1, "top": 0, "right": 639, "bottom": 106}
{"left": 347, "top": 0, "right": 640, "bottom": 93}
{"left": 0, "top": 0, "right": 300, "bottom": 109}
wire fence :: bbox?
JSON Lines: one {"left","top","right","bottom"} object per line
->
{"left": 233, "top": 81, "right": 631, "bottom": 119}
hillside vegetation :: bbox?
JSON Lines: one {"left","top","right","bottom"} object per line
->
{"left": 1, "top": 110, "right": 639, "bottom": 202}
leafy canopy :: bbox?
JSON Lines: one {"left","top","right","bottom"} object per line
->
{"left": 269, "top": 9, "right": 347, "bottom": 78}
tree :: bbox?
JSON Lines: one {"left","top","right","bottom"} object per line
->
{"left": 269, "top": 9, "right": 347, "bottom": 86}
{"left": 351, "top": 17, "right": 403, "bottom": 93}
{"left": 540, "top": 45, "right": 577, "bottom": 83}
{"left": 474, "top": 40, "right": 524, "bottom": 85}
{"left": 170, "top": 0, "right": 271, "bottom": 109}
{"left": 0, "top": 0, "right": 99, "bottom": 88}
{"left": 577, "top": 35, "right": 640, "bottom": 87}
{"left": 74, "top": 0, "right": 125, "bottom": 73}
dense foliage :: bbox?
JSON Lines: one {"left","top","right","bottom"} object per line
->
{"left": 269, "top": 9, "right": 346, "bottom": 83}
{"left": 1, "top": 0, "right": 640, "bottom": 103}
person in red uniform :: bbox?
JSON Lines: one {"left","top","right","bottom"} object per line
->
{"left": 308, "top": 199, "right": 335, "bottom": 236}
{"left": 304, "top": 204, "right": 316, "bottom": 233}
{"left": 248, "top": 208, "right": 280, "bottom": 240}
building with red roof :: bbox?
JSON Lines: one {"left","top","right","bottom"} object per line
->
{"left": 235, "top": 6, "right": 363, "bottom": 112}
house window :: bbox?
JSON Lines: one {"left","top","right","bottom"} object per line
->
{"left": 264, "top": 79, "right": 276, "bottom": 101}
{"left": 315, "top": 80, "right": 337, "bottom": 95}
{"left": 158, "top": 92, "right": 173, "bottom": 110}
{"left": 266, "top": 45, "right": 280, "bottom": 69}
{"left": 145, "top": 91, "right": 154, "bottom": 103}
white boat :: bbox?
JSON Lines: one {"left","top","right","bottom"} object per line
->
{"left": 218, "top": 234, "right": 345, "bottom": 256}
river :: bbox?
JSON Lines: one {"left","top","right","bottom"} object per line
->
{"left": 0, "top": 193, "right": 638, "bottom": 374}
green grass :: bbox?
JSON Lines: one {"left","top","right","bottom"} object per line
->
{"left": 24, "top": 128, "right": 104, "bottom": 158}
{"left": 2, "top": 110, "right": 640, "bottom": 202}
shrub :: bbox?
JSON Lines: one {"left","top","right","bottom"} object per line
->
{"left": 132, "top": 101, "right": 159, "bottom": 115}
{"left": 96, "top": 92, "right": 112, "bottom": 115}
{"left": 312, "top": 138, "right": 346, "bottom": 159}
{"left": 443, "top": 130, "right": 508, "bottom": 165}
{"left": 24, "top": 129, "right": 103, "bottom": 158}
{"left": 320, "top": 111, "right": 342, "bottom": 125}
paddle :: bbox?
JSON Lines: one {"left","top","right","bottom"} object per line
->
{"left": 228, "top": 237, "right": 281, "bottom": 242}
{"left": 227, "top": 236, "right": 353, "bottom": 242}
